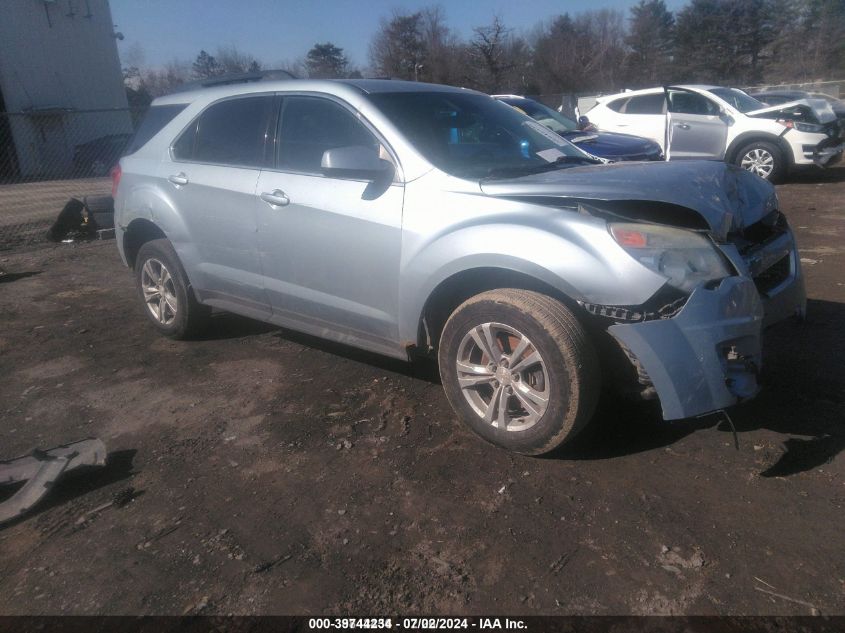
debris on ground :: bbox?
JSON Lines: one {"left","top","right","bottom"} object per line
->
{"left": 0, "top": 438, "right": 108, "bottom": 526}
{"left": 46, "top": 197, "right": 114, "bottom": 243}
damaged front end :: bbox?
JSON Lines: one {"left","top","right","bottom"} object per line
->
{"left": 582, "top": 208, "right": 805, "bottom": 421}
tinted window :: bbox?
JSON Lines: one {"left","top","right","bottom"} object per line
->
{"left": 187, "top": 96, "right": 274, "bottom": 167}
{"left": 669, "top": 91, "right": 720, "bottom": 115}
{"left": 277, "top": 97, "right": 379, "bottom": 173}
{"left": 707, "top": 88, "right": 765, "bottom": 113}
{"left": 369, "top": 92, "right": 595, "bottom": 179}
{"left": 127, "top": 104, "right": 186, "bottom": 154}
{"left": 502, "top": 98, "right": 577, "bottom": 133}
{"left": 606, "top": 97, "right": 629, "bottom": 112}
{"left": 625, "top": 94, "right": 665, "bottom": 115}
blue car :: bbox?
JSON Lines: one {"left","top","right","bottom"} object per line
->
{"left": 494, "top": 95, "right": 663, "bottom": 162}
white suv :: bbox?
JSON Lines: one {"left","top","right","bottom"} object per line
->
{"left": 585, "top": 85, "right": 844, "bottom": 182}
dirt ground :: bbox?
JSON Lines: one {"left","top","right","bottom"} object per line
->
{"left": 0, "top": 167, "right": 843, "bottom": 616}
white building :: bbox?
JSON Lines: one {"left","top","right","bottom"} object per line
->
{"left": 0, "top": 0, "right": 131, "bottom": 178}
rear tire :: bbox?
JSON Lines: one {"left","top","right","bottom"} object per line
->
{"left": 438, "top": 289, "right": 600, "bottom": 455}
{"left": 734, "top": 140, "right": 786, "bottom": 183}
{"left": 134, "top": 239, "right": 210, "bottom": 340}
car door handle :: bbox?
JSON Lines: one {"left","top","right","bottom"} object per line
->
{"left": 168, "top": 173, "right": 189, "bottom": 186}
{"left": 260, "top": 190, "right": 290, "bottom": 207}
{"left": 675, "top": 123, "right": 691, "bottom": 130}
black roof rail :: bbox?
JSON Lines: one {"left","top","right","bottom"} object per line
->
{"left": 171, "top": 69, "right": 298, "bottom": 93}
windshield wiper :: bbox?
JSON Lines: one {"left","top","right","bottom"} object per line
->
{"left": 484, "top": 155, "right": 602, "bottom": 179}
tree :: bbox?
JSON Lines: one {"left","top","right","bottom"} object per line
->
{"left": 674, "top": 0, "right": 777, "bottom": 84}
{"left": 467, "top": 16, "right": 526, "bottom": 93}
{"left": 215, "top": 45, "right": 262, "bottom": 74}
{"left": 531, "top": 10, "right": 627, "bottom": 94}
{"left": 625, "top": 0, "right": 676, "bottom": 86}
{"left": 306, "top": 42, "right": 349, "bottom": 78}
{"left": 192, "top": 50, "right": 221, "bottom": 78}
{"left": 418, "top": 6, "right": 465, "bottom": 84}
{"left": 369, "top": 11, "right": 427, "bottom": 79}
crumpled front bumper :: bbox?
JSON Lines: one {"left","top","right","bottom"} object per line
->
{"left": 609, "top": 277, "right": 766, "bottom": 420}
{"left": 813, "top": 141, "right": 845, "bottom": 167}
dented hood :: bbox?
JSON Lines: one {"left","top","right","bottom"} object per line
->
{"left": 480, "top": 160, "right": 777, "bottom": 239}
{"left": 746, "top": 98, "right": 838, "bottom": 124}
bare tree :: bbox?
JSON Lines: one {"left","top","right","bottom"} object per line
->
{"left": 369, "top": 10, "right": 427, "bottom": 79}
{"left": 215, "top": 45, "right": 262, "bottom": 74}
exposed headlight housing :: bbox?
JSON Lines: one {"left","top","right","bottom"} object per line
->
{"left": 610, "top": 223, "right": 731, "bottom": 293}
{"left": 777, "top": 118, "right": 825, "bottom": 134}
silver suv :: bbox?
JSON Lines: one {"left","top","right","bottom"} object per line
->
{"left": 114, "top": 79, "right": 806, "bottom": 455}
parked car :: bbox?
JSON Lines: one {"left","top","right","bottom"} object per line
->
{"left": 585, "top": 85, "right": 844, "bottom": 182}
{"left": 114, "top": 79, "right": 805, "bottom": 455}
{"left": 493, "top": 94, "right": 663, "bottom": 162}
{"left": 748, "top": 89, "right": 845, "bottom": 120}
{"left": 73, "top": 133, "right": 132, "bottom": 176}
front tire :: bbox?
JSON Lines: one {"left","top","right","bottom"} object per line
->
{"left": 735, "top": 140, "right": 786, "bottom": 183}
{"left": 135, "top": 239, "right": 210, "bottom": 339}
{"left": 438, "top": 289, "right": 600, "bottom": 455}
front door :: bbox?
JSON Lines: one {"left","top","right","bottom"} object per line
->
{"left": 666, "top": 88, "right": 729, "bottom": 160}
{"left": 255, "top": 94, "right": 404, "bottom": 354}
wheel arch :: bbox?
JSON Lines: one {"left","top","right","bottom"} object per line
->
{"left": 123, "top": 218, "right": 168, "bottom": 269}
{"left": 725, "top": 132, "right": 792, "bottom": 166}
{"left": 413, "top": 266, "right": 583, "bottom": 354}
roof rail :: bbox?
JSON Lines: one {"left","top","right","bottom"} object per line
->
{"left": 171, "top": 69, "right": 298, "bottom": 93}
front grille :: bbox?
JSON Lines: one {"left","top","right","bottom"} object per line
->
{"left": 729, "top": 210, "right": 793, "bottom": 296}
{"left": 754, "top": 253, "right": 790, "bottom": 294}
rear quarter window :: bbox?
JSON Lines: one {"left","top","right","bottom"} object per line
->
{"left": 624, "top": 94, "right": 666, "bottom": 115}
{"left": 605, "top": 97, "right": 629, "bottom": 112}
{"left": 126, "top": 104, "right": 187, "bottom": 154}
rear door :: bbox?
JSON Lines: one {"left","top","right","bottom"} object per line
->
{"left": 161, "top": 94, "right": 276, "bottom": 313}
{"left": 666, "top": 88, "right": 728, "bottom": 160}
{"left": 607, "top": 93, "right": 667, "bottom": 147}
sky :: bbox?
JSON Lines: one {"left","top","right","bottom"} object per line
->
{"left": 111, "top": 0, "right": 688, "bottom": 71}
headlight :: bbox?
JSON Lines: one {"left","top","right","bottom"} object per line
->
{"left": 794, "top": 121, "right": 825, "bottom": 133}
{"left": 609, "top": 223, "right": 731, "bottom": 293}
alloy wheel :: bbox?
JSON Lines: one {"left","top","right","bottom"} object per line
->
{"left": 455, "top": 322, "right": 550, "bottom": 432}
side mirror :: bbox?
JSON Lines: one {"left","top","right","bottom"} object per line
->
{"left": 321, "top": 146, "right": 393, "bottom": 180}
{"left": 577, "top": 115, "right": 597, "bottom": 132}
{"left": 719, "top": 109, "right": 735, "bottom": 126}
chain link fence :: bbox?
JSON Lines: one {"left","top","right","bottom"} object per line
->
{"left": 0, "top": 107, "right": 147, "bottom": 251}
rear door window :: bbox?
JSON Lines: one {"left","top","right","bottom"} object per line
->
{"left": 175, "top": 96, "right": 275, "bottom": 167}
{"left": 669, "top": 91, "right": 720, "bottom": 115}
{"left": 624, "top": 94, "right": 666, "bottom": 115}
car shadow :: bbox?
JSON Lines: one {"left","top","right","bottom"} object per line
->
{"left": 0, "top": 270, "right": 42, "bottom": 283}
{"left": 199, "top": 298, "right": 843, "bottom": 476}
{"left": 781, "top": 164, "right": 845, "bottom": 184}
{"left": 0, "top": 449, "right": 138, "bottom": 531}
{"left": 555, "top": 299, "right": 845, "bottom": 476}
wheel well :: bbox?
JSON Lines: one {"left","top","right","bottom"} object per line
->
{"left": 123, "top": 219, "right": 167, "bottom": 269}
{"left": 418, "top": 267, "right": 580, "bottom": 353}
{"left": 726, "top": 133, "right": 792, "bottom": 166}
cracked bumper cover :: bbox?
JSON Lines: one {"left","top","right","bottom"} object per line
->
{"left": 609, "top": 277, "right": 772, "bottom": 421}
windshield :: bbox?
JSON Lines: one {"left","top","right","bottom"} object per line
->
{"left": 707, "top": 88, "right": 766, "bottom": 113}
{"left": 368, "top": 91, "right": 596, "bottom": 179}
{"left": 500, "top": 98, "right": 578, "bottom": 133}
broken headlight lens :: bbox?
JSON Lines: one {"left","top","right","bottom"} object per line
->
{"left": 610, "top": 223, "right": 731, "bottom": 293}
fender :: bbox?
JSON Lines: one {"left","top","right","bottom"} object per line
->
{"left": 399, "top": 192, "right": 665, "bottom": 341}
{"left": 116, "top": 171, "right": 205, "bottom": 290}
